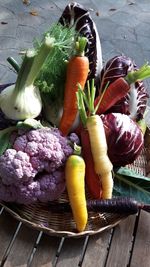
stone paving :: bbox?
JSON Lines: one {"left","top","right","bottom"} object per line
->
{"left": 0, "top": 0, "right": 150, "bottom": 91}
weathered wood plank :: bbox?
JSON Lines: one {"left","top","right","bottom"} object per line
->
{"left": 0, "top": 209, "right": 19, "bottom": 262}
{"left": 82, "top": 229, "right": 112, "bottom": 267}
{"left": 130, "top": 211, "right": 150, "bottom": 267}
{"left": 56, "top": 236, "right": 87, "bottom": 267}
{"left": 29, "top": 234, "right": 61, "bottom": 267}
{"left": 105, "top": 215, "right": 137, "bottom": 267}
{"left": 3, "top": 224, "right": 39, "bottom": 267}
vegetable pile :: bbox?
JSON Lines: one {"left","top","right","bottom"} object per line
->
{"left": 0, "top": 2, "right": 150, "bottom": 232}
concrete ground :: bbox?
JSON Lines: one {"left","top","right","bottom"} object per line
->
{"left": 0, "top": 0, "right": 150, "bottom": 90}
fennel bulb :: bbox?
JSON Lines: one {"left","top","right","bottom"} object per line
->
{"left": 0, "top": 36, "right": 55, "bottom": 120}
{"left": 0, "top": 84, "right": 42, "bottom": 120}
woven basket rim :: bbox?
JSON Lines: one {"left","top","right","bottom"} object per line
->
{"left": 0, "top": 201, "right": 128, "bottom": 238}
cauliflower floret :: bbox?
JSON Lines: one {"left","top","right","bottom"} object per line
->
{"left": 13, "top": 127, "right": 73, "bottom": 172}
{"left": 0, "top": 169, "right": 65, "bottom": 204}
{"left": 68, "top": 132, "right": 80, "bottom": 145}
{"left": 38, "top": 170, "right": 65, "bottom": 202}
{"left": 0, "top": 180, "right": 18, "bottom": 202}
{"left": 16, "top": 181, "right": 41, "bottom": 204}
{"left": 52, "top": 128, "right": 74, "bottom": 158}
{"left": 0, "top": 180, "right": 40, "bottom": 204}
{"left": 0, "top": 149, "right": 37, "bottom": 185}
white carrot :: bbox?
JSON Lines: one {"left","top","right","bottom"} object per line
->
{"left": 86, "top": 114, "right": 113, "bottom": 198}
{"left": 77, "top": 80, "right": 113, "bottom": 199}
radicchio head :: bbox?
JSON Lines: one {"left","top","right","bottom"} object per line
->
{"left": 99, "top": 55, "right": 149, "bottom": 121}
{"left": 101, "top": 113, "right": 144, "bottom": 167}
{"left": 59, "top": 2, "right": 102, "bottom": 86}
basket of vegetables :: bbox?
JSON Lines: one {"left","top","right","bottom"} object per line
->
{"left": 0, "top": 2, "right": 150, "bottom": 238}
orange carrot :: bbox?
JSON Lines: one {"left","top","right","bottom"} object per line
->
{"left": 59, "top": 37, "right": 89, "bottom": 136}
{"left": 95, "top": 77, "right": 130, "bottom": 115}
{"left": 95, "top": 63, "right": 150, "bottom": 115}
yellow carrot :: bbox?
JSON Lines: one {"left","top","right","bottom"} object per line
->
{"left": 77, "top": 80, "right": 113, "bottom": 199}
{"left": 65, "top": 154, "right": 88, "bottom": 232}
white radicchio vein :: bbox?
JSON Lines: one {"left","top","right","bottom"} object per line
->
{"left": 115, "top": 114, "right": 133, "bottom": 143}
{"left": 128, "top": 83, "right": 138, "bottom": 119}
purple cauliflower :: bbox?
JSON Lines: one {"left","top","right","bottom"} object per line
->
{"left": 0, "top": 149, "right": 37, "bottom": 185}
{"left": 0, "top": 127, "right": 77, "bottom": 204}
{"left": 0, "top": 170, "right": 65, "bottom": 204}
{"left": 37, "top": 170, "right": 65, "bottom": 202}
{"left": 13, "top": 127, "right": 73, "bottom": 172}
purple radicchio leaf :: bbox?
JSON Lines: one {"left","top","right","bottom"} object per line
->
{"left": 99, "top": 55, "right": 149, "bottom": 121}
{"left": 59, "top": 2, "right": 102, "bottom": 86}
{"left": 101, "top": 113, "right": 144, "bottom": 167}
{"left": 0, "top": 83, "right": 14, "bottom": 93}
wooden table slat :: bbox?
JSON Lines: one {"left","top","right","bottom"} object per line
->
{"left": 0, "top": 210, "right": 19, "bottom": 262}
{"left": 3, "top": 223, "right": 39, "bottom": 267}
{"left": 29, "top": 234, "right": 61, "bottom": 267}
{"left": 81, "top": 229, "right": 111, "bottom": 267}
{"left": 105, "top": 215, "right": 137, "bottom": 267}
{"left": 130, "top": 211, "right": 150, "bottom": 267}
{"left": 55, "top": 236, "right": 88, "bottom": 267}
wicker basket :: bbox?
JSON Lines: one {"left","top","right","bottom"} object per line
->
{"left": 0, "top": 130, "right": 149, "bottom": 238}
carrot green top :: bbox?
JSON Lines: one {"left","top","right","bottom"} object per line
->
{"left": 125, "top": 63, "right": 150, "bottom": 84}
{"left": 76, "top": 79, "right": 100, "bottom": 127}
{"left": 75, "top": 37, "right": 88, "bottom": 57}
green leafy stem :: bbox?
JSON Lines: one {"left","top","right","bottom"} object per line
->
{"left": 114, "top": 167, "right": 150, "bottom": 204}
